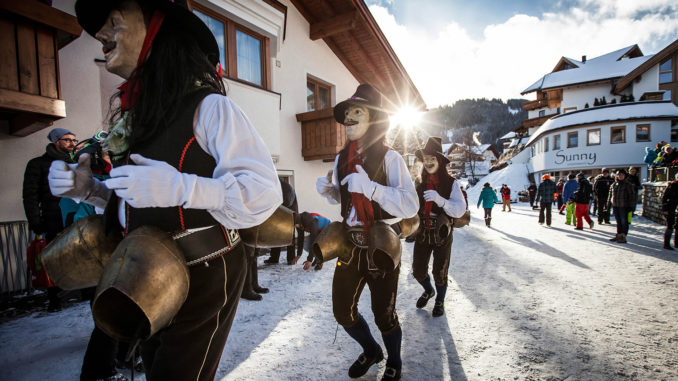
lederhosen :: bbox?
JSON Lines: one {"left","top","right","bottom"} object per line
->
{"left": 104, "top": 88, "right": 246, "bottom": 381}
{"left": 412, "top": 171, "right": 454, "bottom": 286}
{"left": 331, "top": 145, "right": 400, "bottom": 334}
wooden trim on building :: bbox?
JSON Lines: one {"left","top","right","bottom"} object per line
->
{"left": 310, "top": 11, "right": 358, "bottom": 40}
{"left": 522, "top": 98, "right": 548, "bottom": 111}
{"left": 0, "top": 0, "right": 81, "bottom": 48}
{"left": 296, "top": 108, "right": 346, "bottom": 161}
{"left": 615, "top": 39, "right": 678, "bottom": 93}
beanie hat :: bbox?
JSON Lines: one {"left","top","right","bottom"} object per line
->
{"left": 47, "top": 128, "right": 74, "bottom": 143}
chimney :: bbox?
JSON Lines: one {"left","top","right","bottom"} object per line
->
{"left": 582, "top": 55, "right": 587, "bottom": 63}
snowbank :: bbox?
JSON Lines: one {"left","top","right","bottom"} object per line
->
{"left": 466, "top": 163, "right": 531, "bottom": 204}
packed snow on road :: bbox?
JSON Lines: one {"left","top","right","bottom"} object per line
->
{"left": 1, "top": 202, "right": 677, "bottom": 381}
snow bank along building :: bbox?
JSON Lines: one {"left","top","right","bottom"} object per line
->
{"left": 0, "top": 0, "right": 424, "bottom": 293}
{"left": 510, "top": 40, "right": 678, "bottom": 184}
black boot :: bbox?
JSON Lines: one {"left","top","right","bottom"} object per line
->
{"left": 665, "top": 231, "right": 675, "bottom": 250}
{"left": 432, "top": 301, "right": 445, "bottom": 317}
{"left": 241, "top": 254, "right": 262, "bottom": 301}
{"left": 381, "top": 326, "right": 402, "bottom": 380}
{"left": 416, "top": 276, "right": 435, "bottom": 309}
{"left": 345, "top": 315, "right": 382, "bottom": 378}
{"left": 487, "top": 217, "right": 491, "bottom": 227}
{"left": 250, "top": 250, "right": 269, "bottom": 294}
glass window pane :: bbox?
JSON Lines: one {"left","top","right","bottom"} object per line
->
{"left": 660, "top": 58, "right": 672, "bottom": 72}
{"left": 193, "top": 10, "right": 226, "bottom": 70}
{"left": 664, "top": 90, "right": 672, "bottom": 101}
{"left": 545, "top": 137, "right": 549, "bottom": 152}
{"left": 318, "top": 87, "right": 330, "bottom": 110}
{"left": 672, "top": 120, "right": 678, "bottom": 142}
{"left": 307, "top": 81, "right": 316, "bottom": 111}
{"left": 636, "top": 125, "right": 650, "bottom": 141}
{"left": 588, "top": 130, "right": 600, "bottom": 145}
{"left": 553, "top": 135, "right": 560, "bottom": 150}
{"left": 660, "top": 72, "right": 673, "bottom": 84}
{"left": 236, "top": 30, "right": 262, "bottom": 85}
{"left": 611, "top": 127, "right": 625, "bottom": 143}
{"left": 568, "top": 133, "right": 578, "bottom": 147}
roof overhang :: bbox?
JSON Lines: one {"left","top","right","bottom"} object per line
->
{"left": 289, "top": 0, "right": 427, "bottom": 112}
{"left": 615, "top": 39, "right": 678, "bottom": 93}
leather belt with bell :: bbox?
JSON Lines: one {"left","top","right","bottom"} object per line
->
{"left": 172, "top": 225, "right": 241, "bottom": 266}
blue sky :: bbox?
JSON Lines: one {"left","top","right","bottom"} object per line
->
{"left": 365, "top": 0, "right": 678, "bottom": 107}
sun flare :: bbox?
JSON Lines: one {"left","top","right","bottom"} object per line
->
{"left": 390, "top": 106, "right": 423, "bottom": 131}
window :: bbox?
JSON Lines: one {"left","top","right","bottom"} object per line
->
{"left": 544, "top": 137, "right": 549, "bottom": 152}
{"left": 664, "top": 90, "right": 672, "bottom": 101}
{"left": 539, "top": 110, "right": 546, "bottom": 117}
{"left": 567, "top": 132, "right": 578, "bottom": 148}
{"left": 193, "top": 5, "right": 270, "bottom": 88}
{"left": 553, "top": 135, "right": 561, "bottom": 150}
{"left": 672, "top": 120, "right": 678, "bottom": 142}
{"left": 563, "top": 107, "right": 577, "bottom": 113}
{"left": 660, "top": 58, "right": 673, "bottom": 84}
{"left": 306, "top": 77, "right": 331, "bottom": 111}
{"left": 636, "top": 124, "right": 650, "bottom": 142}
{"left": 611, "top": 126, "right": 626, "bottom": 144}
{"left": 587, "top": 129, "right": 601, "bottom": 145}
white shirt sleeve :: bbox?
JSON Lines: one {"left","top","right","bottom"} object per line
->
{"left": 370, "top": 150, "right": 419, "bottom": 219}
{"left": 317, "top": 155, "right": 340, "bottom": 204}
{"left": 442, "top": 179, "right": 467, "bottom": 218}
{"left": 192, "top": 94, "right": 282, "bottom": 229}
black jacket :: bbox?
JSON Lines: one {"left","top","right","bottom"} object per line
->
{"left": 573, "top": 179, "right": 593, "bottom": 204}
{"left": 22, "top": 144, "right": 73, "bottom": 235}
{"left": 593, "top": 175, "right": 614, "bottom": 199}
{"left": 662, "top": 181, "right": 678, "bottom": 213}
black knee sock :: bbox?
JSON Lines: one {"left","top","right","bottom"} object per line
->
{"left": 417, "top": 275, "right": 434, "bottom": 294}
{"left": 381, "top": 325, "right": 402, "bottom": 369}
{"left": 435, "top": 283, "right": 447, "bottom": 303}
{"left": 343, "top": 315, "right": 379, "bottom": 356}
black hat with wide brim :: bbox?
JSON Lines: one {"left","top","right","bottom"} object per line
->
{"left": 75, "top": 0, "right": 220, "bottom": 66}
{"left": 333, "top": 84, "right": 388, "bottom": 125}
{"left": 415, "top": 137, "right": 450, "bottom": 164}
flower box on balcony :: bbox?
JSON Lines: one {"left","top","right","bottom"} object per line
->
{"left": 296, "top": 108, "right": 346, "bottom": 161}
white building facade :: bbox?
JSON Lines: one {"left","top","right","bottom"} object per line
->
{"left": 515, "top": 42, "right": 678, "bottom": 183}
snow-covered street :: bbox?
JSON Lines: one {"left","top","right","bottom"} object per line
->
{"left": 2, "top": 203, "right": 678, "bottom": 381}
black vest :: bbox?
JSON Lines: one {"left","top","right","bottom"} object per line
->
{"left": 417, "top": 169, "right": 455, "bottom": 218}
{"left": 106, "top": 88, "right": 219, "bottom": 233}
{"left": 337, "top": 143, "right": 395, "bottom": 224}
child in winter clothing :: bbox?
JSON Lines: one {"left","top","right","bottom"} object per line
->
{"left": 564, "top": 197, "right": 575, "bottom": 225}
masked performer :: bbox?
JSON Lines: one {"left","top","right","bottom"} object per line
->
{"left": 316, "top": 84, "right": 418, "bottom": 381}
{"left": 412, "top": 137, "right": 467, "bottom": 317}
{"left": 47, "top": 1, "right": 282, "bottom": 380}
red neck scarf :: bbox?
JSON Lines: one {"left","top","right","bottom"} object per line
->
{"left": 119, "top": 11, "right": 166, "bottom": 111}
{"left": 346, "top": 141, "right": 374, "bottom": 232}
{"left": 423, "top": 172, "right": 439, "bottom": 229}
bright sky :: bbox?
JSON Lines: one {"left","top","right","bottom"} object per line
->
{"left": 365, "top": 0, "right": 678, "bottom": 108}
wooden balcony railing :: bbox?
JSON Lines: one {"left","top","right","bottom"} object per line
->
{"left": 0, "top": 0, "right": 82, "bottom": 136}
{"left": 296, "top": 108, "right": 346, "bottom": 161}
{"left": 521, "top": 113, "right": 559, "bottom": 129}
{"left": 522, "top": 98, "right": 548, "bottom": 111}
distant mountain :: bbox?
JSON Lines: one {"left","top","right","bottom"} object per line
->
{"left": 422, "top": 98, "right": 528, "bottom": 153}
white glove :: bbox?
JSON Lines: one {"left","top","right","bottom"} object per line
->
{"left": 105, "top": 153, "right": 220, "bottom": 209}
{"left": 341, "top": 165, "right": 376, "bottom": 199}
{"left": 48, "top": 154, "right": 111, "bottom": 208}
{"left": 316, "top": 170, "right": 335, "bottom": 195}
{"left": 424, "top": 189, "right": 446, "bottom": 207}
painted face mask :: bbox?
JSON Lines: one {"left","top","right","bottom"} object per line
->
{"left": 343, "top": 105, "right": 370, "bottom": 141}
{"left": 423, "top": 154, "right": 439, "bottom": 174}
{"left": 95, "top": 1, "right": 147, "bottom": 79}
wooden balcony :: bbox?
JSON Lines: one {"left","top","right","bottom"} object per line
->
{"left": 521, "top": 113, "right": 559, "bottom": 129}
{"left": 522, "top": 98, "right": 548, "bottom": 111}
{"left": 0, "top": 0, "right": 82, "bottom": 136}
{"left": 296, "top": 108, "right": 346, "bottom": 161}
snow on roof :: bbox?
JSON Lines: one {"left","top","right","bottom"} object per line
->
{"left": 521, "top": 45, "right": 653, "bottom": 94}
{"left": 472, "top": 144, "right": 491, "bottom": 154}
{"left": 466, "top": 163, "right": 531, "bottom": 203}
{"left": 501, "top": 131, "right": 517, "bottom": 140}
{"left": 442, "top": 143, "right": 452, "bottom": 154}
{"left": 526, "top": 101, "right": 678, "bottom": 146}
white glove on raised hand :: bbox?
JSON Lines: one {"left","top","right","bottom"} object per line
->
{"left": 316, "top": 170, "right": 335, "bottom": 195}
{"left": 424, "top": 189, "right": 446, "bottom": 207}
{"left": 48, "top": 154, "right": 111, "bottom": 208}
{"left": 105, "top": 153, "right": 210, "bottom": 209}
{"left": 341, "top": 165, "right": 376, "bottom": 199}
